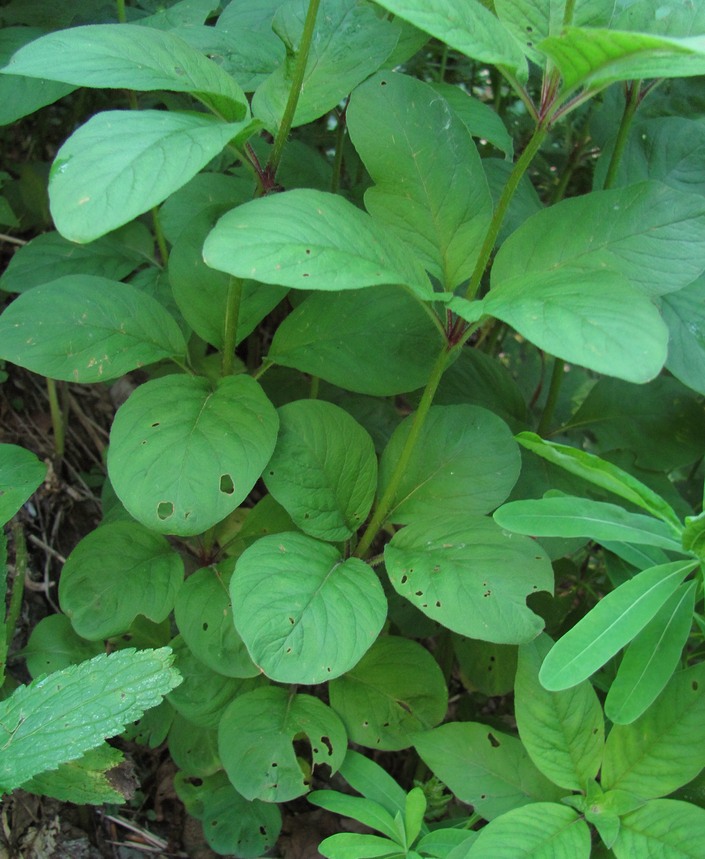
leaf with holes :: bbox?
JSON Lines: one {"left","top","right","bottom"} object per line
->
{"left": 0, "top": 276, "right": 187, "bottom": 382}
{"left": 384, "top": 515, "right": 552, "bottom": 644}
{"left": 218, "top": 686, "right": 347, "bottom": 802}
{"left": 264, "top": 399, "right": 377, "bottom": 541}
{"left": 231, "top": 532, "right": 387, "bottom": 683}
{"left": 58, "top": 522, "right": 184, "bottom": 640}
{"left": 107, "top": 374, "right": 278, "bottom": 536}
{"left": 328, "top": 636, "right": 448, "bottom": 751}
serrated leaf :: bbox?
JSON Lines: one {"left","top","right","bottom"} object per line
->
{"left": 539, "top": 560, "right": 696, "bottom": 691}
{"left": 0, "top": 276, "right": 187, "bottom": 382}
{"left": 264, "top": 400, "right": 377, "bottom": 541}
{"left": 49, "top": 111, "right": 251, "bottom": 243}
{"left": 605, "top": 581, "right": 696, "bottom": 724}
{"left": 218, "top": 686, "right": 347, "bottom": 802}
{"left": 414, "top": 723, "right": 563, "bottom": 820}
{"left": 1, "top": 24, "right": 248, "bottom": 120}
{"left": 107, "top": 374, "right": 278, "bottom": 536}
{"left": 203, "top": 188, "right": 433, "bottom": 299}
{"left": 0, "top": 444, "right": 46, "bottom": 527}
{"left": 613, "top": 799, "right": 705, "bottom": 858}
{"left": 328, "top": 636, "right": 448, "bottom": 751}
{"left": 21, "top": 744, "right": 127, "bottom": 805}
{"left": 515, "top": 635, "right": 604, "bottom": 791}
{"left": 58, "top": 521, "right": 183, "bottom": 640}
{"left": 347, "top": 71, "right": 492, "bottom": 290}
{"left": 384, "top": 515, "right": 552, "bottom": 644}
{"left": 231, "top": 532, "right": 387, "bottom": 683}
{"left": 0, "top": 647, "right": 181, "bottom": 792}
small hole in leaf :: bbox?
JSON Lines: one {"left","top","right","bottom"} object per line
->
{"left": 401, "top": 575, "right": 408, "bottom": 584}
{"left": 320, "top": 736, "right": 333, "bottom": 755}
{"left": 363, "top": 720, "right": 369, "bottom": 727}
{"left": 202, "top": 622, "right": 208, "bottom": 631}
{"left": 305, "top": 248, "right": 311, "bottom": 255}
{"left": 260, "top": 826, "right": 266, "bottom": 835}
{"left": 271, "top": 762, "right": 278, "bottom": 768}
{"left": 302, "top": 273, "right": 309, "bottom": 278}
{"left": 210, "top": 821, "right": 218, "bottom": 827}
{"left": 435, "top": 600, "right": 441, "bottom": 608}
{"left": 187, "top": 777, "right": 203, "bottom": 786}
{"left": 151, "top": 421, "right": 160, "bottom": 428}
{"left": 220, "top": 473, "right": 235, "bottom": 495}
{"left": 526, "top": 25, "right": 533, "bottom": 32}
{"left": 382, "top": 722, "right": 390, "bottom": 728}
{"left": 380, "top": 79, "right": 387, "bottom": 86}
{"left": 415, "top": 590, "right": 423, "bottom": 596}
{"left": 286, "top": 648, "right": 292, "bottom": 654}
{"left": 487, "top": 732, "right": 500, "bottom": 748}
{"left": 693, "top": 680, "right": 699, "bottom": 691}
{"left": 327, "top": 666, "right": 332, "bottom": 673}
{"left": 157, "top": 501, "right": 174, "bottom": 520}
{"left": 527, "top": 41, "right": 533, "bottom": 47}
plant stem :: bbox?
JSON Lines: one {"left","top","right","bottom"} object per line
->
{"left": 151, "top": 206, "right": 169, "bottom": 267}
{"left": 562, "top": 0, "right": 577, "bottom": 26}
{"left": 463, "top": 123, "right": 548, "bottom": 302}
{"left": 309, "top": 376, "right": 320, "bottom": 399}
{"left": 354, "top": 345, "right": 452, "bottom": 558}
{"left": 537, "top": 357, "right": 565, "bottom": 436}
{"left": 602, "top": 80, "right": 642, "bottom": 191}
{"left": 116, "top": 0, "right": 127, "bottom": 23}
{"left": 266, "top": 0, "right": 321, "bottom": 180}
{"left": 46, "top": 378, "right": 65, "bottom": 460}
{"left": 222, "top": 277, "right": 244, "bottom": 376}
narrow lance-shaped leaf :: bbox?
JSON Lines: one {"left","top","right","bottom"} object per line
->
{"left": 539, "top": 560, "right": 697, "bottom": 691}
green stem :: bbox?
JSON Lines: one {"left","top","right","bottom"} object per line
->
{"left": 252, "top": 360, "right": 273, "bottom": 381}
{"left": 463, "top": 123, "right": 548, "bottom": 301}
{"left": 46, "top": 378, "right": 65, "bottom": 460}
{"left": 116, "top": 0, "right": 127, "bottom": 23}
{"left": 537, "top": 357, "right": 565, "bottom": 437}
{"left": 151, "top": 206, "right": 169, "bottom": 267}
{"left": 355, "top": 346, "right": 452, "bottom": 558}
{"left": 438, "top": 44, "right": 449, "bottom": 83}
{"left": 222, "top": 277, "right": 244, "bottom": 377}
{"left": 309, "top": 376, "right": 320, "bottom": 399}
{"left": 602, "top": 80, "right": 642, "bottom": 191}
{"left": 267, "top": 0, "right": 321, "bottom": 180}
{"left": 562, "top": 0, "right": 577, "bottom": 26}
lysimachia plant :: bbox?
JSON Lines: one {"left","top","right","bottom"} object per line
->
{"left": 3, "top": 0, "right": 705, "bottom": 855}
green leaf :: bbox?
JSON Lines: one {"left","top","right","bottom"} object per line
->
{"left": 485, "top": 267, "right": 669, "bottom": 384}
{"left": 405, "top": 787, "right": 427, "bottom": 847}
{"left": 539, "top": 560, "right": 696, "bottom": 691}
{"left": 21, "top": 744, "right": 127, "bottom": 805}
{"left": 218, "top": 686, "right": 347, "bottom": 802}
{"left": 454, "top": 638, "right": 517, "bottom": 697}
{"left": 347, "top": 71, "right": 492, "bottom": 290}
{"left": 372, "top": 0, "right": 527, "bottom": 78}
{"left": 107, "top": 374, "right": 278, "bottom": 536}
{"left": 379, "top": 405, "right": 520, "bottom": 524}
{"left": 0, "top": 647, "right": 181, "bottom": 792}
{"left": 416, "top": 828, "right": 478, "bottom": 858}
{"left": 1, "top": 24, "right": 248, "bottom": 120}
{"left": 494, "top": 496, "right": 684, "bottom": 552}
{"left": 49, "top": 111, "right": 251, "bottom": 243}
{"left": 308, "top": 790, "right": 401, "bottom": 842}
{"left": 253, "top": 0, "right": 398, "bottom": 129}
{"left": 0, "top": 276, "right": 187, "bottom": 382}
{"left": 268, "top": 285, "right": 444, "bottom": 396}
{"left": 605, "top": 581, "right": 696, "bottom": 724}
{"left": 328, "top": 636, "right": 448, "bottom": 751}
{"left": 338, "top": 749, "right": 408, "bottom": 817}
{"left": 662, "top": 277, "right": 705, "bottom": 396}
{"left": 492, "top": 182, "right": 705, "bottom": 300}
{"left": 0, "top": 223, "right": 153, "bottom": 294}
{"left": 430, "top": 82, "right": 514, "bottom": 157}
{"left": 515, "top": 433, "right": 682, "bottom": 530}
{"left": 384, "top": 515, "right": 552, "bottom": 644}
{"left": 0, "top": 443, "right": 46, "bottom": 527}
{"left": 174, "top": 565, "right": 258, "bottom": 679}
{"left": 515, "top": 635, "right": 604, "bottom": 791}
{"left": 58, "top": 521, "right": 184, "bottom": 640}
{"left": 169, "top": 715, "right": 221, "bottom": 777}
{"left": 23, "top": 615, "right": 103, "bottom": 678}
{"left": 614, "top": 799, "right": 705, "bottom": 858}
{"left": 317, "top": 833, "right": 403, "bottom": 859}
{"left": 414, "top": 723, "right": 563, "bottom": 820}
{"left": 0, "top": 28, "right": 75, "bottom": 125}
{"left": 264, "top": 400, "right": 377, "bottom": 541}
{"left": 540, "top": 27, "right": 705, "bottom": 96}
{"left": 603, "top": 662, "right": 705, "bottom": 797}
{"left": 464, "top": 802, "right": 591, "bottom": 858}
{"left": 203, "top": 189, "right": 432, "bottom": 299}
{"left": 231, "top": 532, "right": 387, "bottom": 683}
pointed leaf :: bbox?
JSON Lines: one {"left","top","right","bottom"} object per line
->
{"left": 50, "top": 111, "right": 251, "bottom": 243}
{"left": 218, "top": 686, "right": 347, "bottom": 802}
{"left": 613, "top": 799, "right": 705, "bottom": 858}
{"left": 107, "top": 374, "right": 278, "bottom": 536}
{"left": 317, "top": 833, "right": 403, "bottom": 859}
{"left": 231, "top": 532, "right": 386, "bottom": 683}
{"left": 0, "top": 444, "right": 46, "bottom": 527}
{"left": 308, "top": 791, "right": 400, "bottom": 842}
{"left": 0, "top": 276, "right": 187, "bottom": 382}
{"left": 539, "top": 560, "right": 696, "bottom": 691}
{"left": 338, "top": 749, "right": 408, "bottom": 817}
{"left": 20, "top": 744, "right": 127, "bottom": 805}
{"left": 203, "top": 189, "right": 433, "bottom": 299}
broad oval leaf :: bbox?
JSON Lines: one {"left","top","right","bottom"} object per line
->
{"left": 414, "top": 722, "right": 563, "bottom": 820}
{"left": 23, "top": 615, "right": 103, "bottom": 678}
{"left": 614, "top": 799, "right": 705, "bottom": 859}
{"left": 108, "top": 374, "right": 278, "bottom": 536}
{"left": 218, "top": 686, "right": 347, "bottom": 802}
{"left": 0, "top": 276, "right": 187, "bottom": 382}
{"left": 465, "top": 802, "right": 591, "bottom": 859}
{"left": 58, "top": 521, "right": 184, "bottom": 640}
{"left": 169, "top": 714, "right": 221, "bottom": 777}
{"left": 50, "top": 111, "right": 251, "bottom": 243}
{"left": 264, "top": 399, "right": 377, "bottom": 541}
{"left": 0, "top": 444, "right": 46, "bottom": 527}
{"left": 539, "top": 560, "right": 697, "bottom": 691}
{"left": 515, "top": 635, "right": 604, "bottom": 791}
{"left": 384, "top": 515, "right": 552, "bottom": 644}
{"left": 328, "top": 636, "right": 448, "bottom": 751}
{"left": 202, "top": 188, "right": 433, "bottom": 299}
{"left": 231, "top": 532, "right": 387, "bottom": 683}
{"left": 0, "top": 647, "right": 181, "bottom": 792}
{"left": 605, "top": 581, "right": 696, "bottom": 724}
{"left": 1, "top": 24, "right": 247, "bottom": 120}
